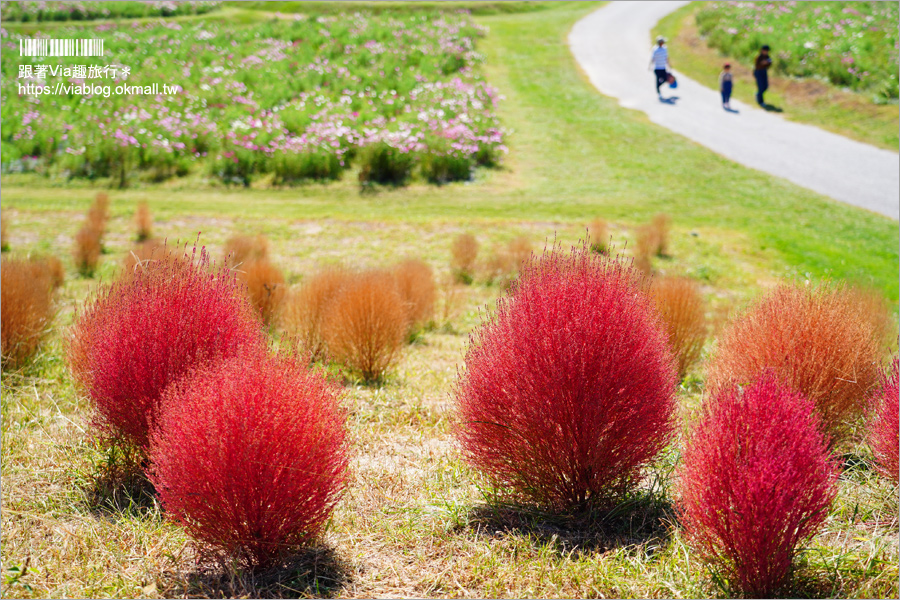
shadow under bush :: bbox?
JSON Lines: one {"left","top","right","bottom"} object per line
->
{"left": 80, "top": 442, "right": 157, "bottom": 518}
{"left": 161, "top": 545, "right": 351, "bottom": 599}
{"left": 463, "top": 487, "right": 675, "bottom": 559}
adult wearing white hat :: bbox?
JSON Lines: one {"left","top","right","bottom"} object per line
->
{"left": 649, "top": 36, "right": 670, "bottom": 98}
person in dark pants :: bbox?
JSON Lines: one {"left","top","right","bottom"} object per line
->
{"left": 753, "top": 45, "right": 772, "bottom": 106}
{"left": 649, "top": 36, "right": 670, "bottom": 97}
{"left": 719, "top": 63, "right": 733, "bottom": 109}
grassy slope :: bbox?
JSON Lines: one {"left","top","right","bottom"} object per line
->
{"left": 2, "top": 4, "right": 899, "bottom": 599}
{"left": 654, "top": 2, "right": 900, "bottom": 150}
{"left": 4, "top": 4, "right": 896, "bottom": 299}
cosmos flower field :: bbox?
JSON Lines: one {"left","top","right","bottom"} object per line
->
{"left": 1, "top": 9, "right": 507, "bottom": 186}
{"left": 695, "top": 1, "right": 899, "bottom": 101}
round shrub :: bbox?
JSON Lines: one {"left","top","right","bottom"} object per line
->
{"left": 649, "top": 276, "right": 707, "bottom": 379}
{"left": 282, "top": 267, "right": 351, "bottom": 360}
{"left": 869, "top": 356, "right": 899, "bottom": 484}
{"left": 454, "top": 244, "right": 677, "bottom": 512}
{"left": 678, "top": 374, "right": 839, "bottom": 597}
{"left": 1, "top": 256, "right": 55, "bottom": 368}
{"left": 321, "top": 270, "right": 407, "bottom": 382}
{"left": 237, "top": 259, "right": 287, "bottom": 327}
{"left": 67, "top": 244, "right": 265, "bottom": 449}
{"left": 357, "top": 142, "right": 415, "bottom": 186}
{"left": 150, "top": 352, "right": 349, "bottom": 569}
{"left": 392, "top": 259, "right": 436, "bottom": 333}
{"left": 450, "top": 233, "right": 478, "bottom": 284}
{"left": 707, "top": 282, "right": 884, "bottom": 444}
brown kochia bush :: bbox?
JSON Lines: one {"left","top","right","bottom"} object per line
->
{"left": 135, "top": 202, "right": 152, "bottom": 241}
{"left": 88, "top": 193, "right": 109, "bottom": 232}
{"left": 845, "top": 286, "right": 898, "bottom": 352}
{"left": 123, "top": 239, "right": 168, "bottom": 276}
{"left": 588, "top": 219, "right": 609, "bottom": 254}
{"left": 26, "top": 255, "right": 65, "bottom": 291}
{"left": 73, "top": 193, "right": 109, "bottom": 277}
{"left": 2, "top": 257, "right": 56, "bottom": 367}
{"left": 707, "top": 282, "right": 885, "bottom": 444}
{"left": 451, "top": 233, "right": 479, "bottom": 284}
{"left": 650, "top": 276, "right": 707, "bottom": 379}
{"left": 1, "top": 214, "right": 9, "bottom": 252}
{"left": 321, "top": 270, "right": 407, "bottom": 382}
{"left": 634, "top": 213, "right": 671, "bottom": 270}
{"left": 484, "top": 236, "right": 533, "bottom": 286}
{"left": 73, "top": 224, "right": 102, "bottom": 276}
{"left": 282, "top": 267, "right": 351, "bottom": 360}
{"left": 224, "top": 234, "right": 268, "bottom": 268}
{"left": 392, "top": 259, "right": 436, "bottom": 333}
{"left": 237, "top": 259, "right": 287, "bottom": 326}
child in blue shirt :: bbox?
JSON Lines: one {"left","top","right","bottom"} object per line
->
{"left": 719, "top": 63, "right": 733, "bottom": 110}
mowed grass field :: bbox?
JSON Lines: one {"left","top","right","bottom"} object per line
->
{"left": 1, "top": 2, "right": 898, "bottom": 598}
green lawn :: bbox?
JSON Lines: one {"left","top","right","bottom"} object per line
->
{"left": 654, "top": 2, "right": 900, "bottom": 150}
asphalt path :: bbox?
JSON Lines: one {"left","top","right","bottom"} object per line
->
{"left": 569, "top": 1, "right": 899, "bottom": 220}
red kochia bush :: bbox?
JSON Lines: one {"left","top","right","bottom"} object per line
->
{"left": 67, "top": 244, "right": 264, "bottom": 449}
{"left": 869, "top": 356, "right": 899, "bottom": 484}
{"left": 678, "top": 375, "right": 839, "bottom": 597}
{"left": 149, "top": 353, "right": 349, "bottom": 569}
{"left": 455, "top": 243, "right": 677, "bottom": 512}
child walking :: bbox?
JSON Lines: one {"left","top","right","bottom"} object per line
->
{"left": 719, "top": 63, "right": 733, "bottom": 110}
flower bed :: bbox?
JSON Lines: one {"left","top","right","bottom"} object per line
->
{"left": 695, "top": 1, "right": 899, "bottom": 101}
{"left": 1, "top": 10, "right": 507, "bottom": 186}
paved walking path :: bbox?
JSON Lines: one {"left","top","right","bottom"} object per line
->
{"left": 569, "top": 1, "right": 899, "bottom": 220}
